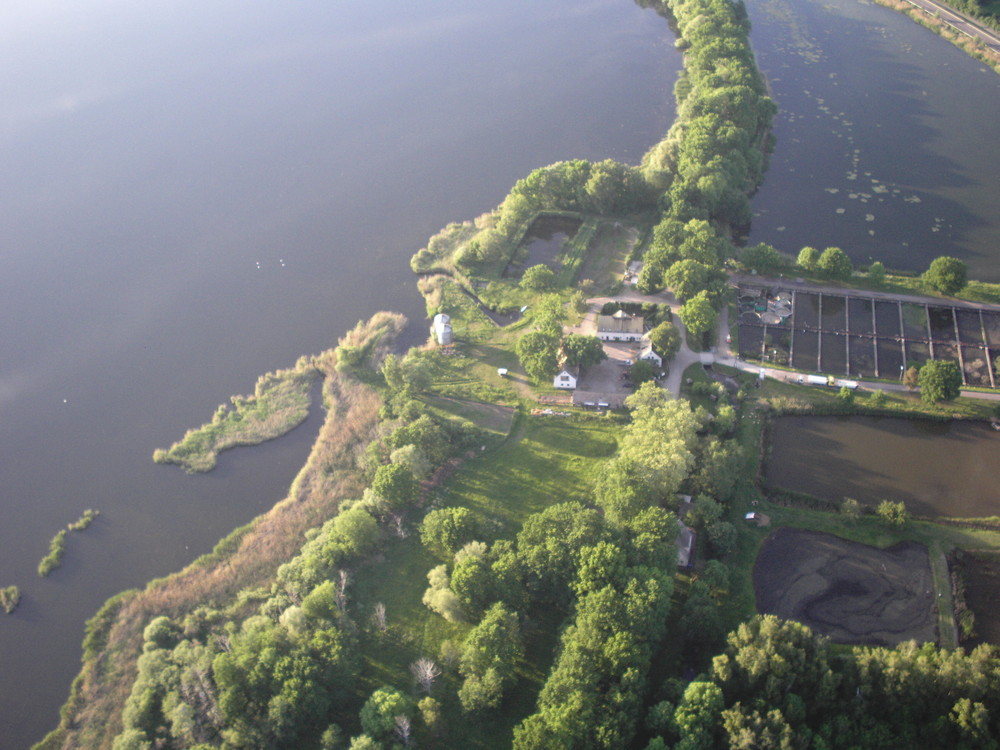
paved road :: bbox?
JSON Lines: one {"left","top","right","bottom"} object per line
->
{"left": 904, "top": 0, "right": 1000, "bottom": 55}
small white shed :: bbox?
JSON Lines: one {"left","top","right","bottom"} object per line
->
{"left": 432, "top": 313, "right": 453, "bottom": 345}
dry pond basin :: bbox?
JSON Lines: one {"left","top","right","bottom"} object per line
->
{"left": 754, "top": 527, "right": 936, "bottom": 646}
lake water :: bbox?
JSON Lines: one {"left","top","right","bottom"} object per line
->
{"left": 768, "top": 415, "right": 1000, "bottom": 517}
{"left": 0, "top": 1, "right": 680, "bottom": 745}
{"left": 746, "top": 0, "right": 1000, "bottom": 280}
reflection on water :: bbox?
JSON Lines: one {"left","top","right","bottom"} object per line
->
{"left": 747, "top": 0, "right": 1000, "bottom": 280}
{"left": 768, "top": 415, "right": 1000, "bottom": 518}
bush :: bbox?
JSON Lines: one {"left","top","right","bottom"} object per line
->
{"left": 918, "top": 360, "right": 962, "bottom": 403}
{"left": 420, "top": 508, "right": 480, "bottom": 561}
{"left": 38, "top": 529, "right": 67, "bottom": 577}
{"left": 817, "top": 247, "right": 852, "bottom": 280}
{"left": 0, "top": 586, "right": 20, "bottom": 614}
{"left": 923, "top": 256, "right": 967, "bottom": 296}
{"left": 875, "top": 500, "right": 909, "bottom": 527}
{"left": 520, "top": 264, "right": 557, "bottom": 291}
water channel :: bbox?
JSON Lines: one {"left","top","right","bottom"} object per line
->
{"left": 746, "top": 0, "right": 1000, "bottom": 281}
{"left": 768, "top": 415, "right": 1000, "bottom": 518}
{"left": 0, "top": 2, "right": 680, "bottom": 745}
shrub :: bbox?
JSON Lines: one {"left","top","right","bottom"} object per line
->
{"left": 918, "top": 360, "right": 962, "bottom": 403}
{"left": 38, "top": 529, "right": 67, "bottom": 577}
{"left": 875, "top": 500, "right": 909, "bottom": 527}
{"left": 923, "top": 256, "right": 967, "bottom": 296}
{"left": 0, "top": 586, "right": 20, "bottom": 614}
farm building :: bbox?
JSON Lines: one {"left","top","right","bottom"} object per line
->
{"left": 638, "top": 343, "right": 662, "bottom": 367}
{"left": 596, "top": 310, "right": 644, "bottom": 342}
{"left": 432, "top": 313, "right": 453, "bottom": 345}
{"left": 553, "top": 366, "right": 579, "bottom": 390}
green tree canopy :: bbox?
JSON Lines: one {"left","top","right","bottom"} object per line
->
{"left": 562, "top": 334, "right": 607, "bottom": 369}
{"left": 868, "top": 260, "right": 886, "bottom": 286}
{"left": 741, "top": 242, "right": 783, "bottom": 274}
{"left": 371, "top": 463, "right": 417, "bottom": 512}
{"left": 621, "top": 383, "right": 701, "bottom": 497}
{"left": 520, "top": 264, "right": 557, "bottom": 291}
{"left": 648, "top": 321, "right": 682, "bottom": 361}
{"left": 631, "top": 359, "right": 656, "bottom": 386}
{"left": 918, "top": 359, "right": 962, "bottom": 403}
{"left": 817, "top": 247, "right": 852, "bottom": 280}
{"left": 923, "top": 256, "right": 967, "bottom": 296}
{"left": 797, "top": 246, "right": 820, "bottom": 271}
{"left": 679, "top": 291, "right": 718, "bottom": 340}
{"left": 359, "top": 686, "right": 414, "bottom": 739}
{"left": 420, "top": 508, "right": 480, "bottom": 561}
{"left": 515, "top": 331, "right": 561, "bottom": 382}
{"left": 875, "top": 500, "right": 909, "bottom": 527}
{"left": 664, "top": 259, "right": 714, "bottom": 302}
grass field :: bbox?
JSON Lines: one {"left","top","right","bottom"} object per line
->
{"left": 348, "top": 414, "right": 620, "bottom": 748}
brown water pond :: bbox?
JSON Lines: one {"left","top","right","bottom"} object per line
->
{"left": 503, "top": 215, "right": 582, "bottom": 278}
{"left": 767, "top": 416, "right": 1000, "bottom": 518}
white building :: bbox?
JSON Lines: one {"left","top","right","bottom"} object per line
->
{"left": 432, "top": 313, "right": 453, "bottom": 345}
{"left": 638, "top": 343, "right": 662, "bottom": 368}
{"left": 553, "top": 366, "right": 579, "bottom": 390}
{"left": 596, "top": 310, "right": 644, "bottom": 342}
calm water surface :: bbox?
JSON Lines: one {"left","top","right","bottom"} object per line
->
{"left": 747, "top": 0, "right": 1000, "bottom": 280}
{"left": 0, "top": 1, "right": 680, "bottom": 745}
{"left": 768, "top": 415, "right": 1000, "bottom": 517}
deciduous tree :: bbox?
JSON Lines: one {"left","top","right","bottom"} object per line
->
{"left": 817, "top": 247, "right": 852, "bottom": 280}
{"left": 562, "top": 334, "right": 607, "bottom": 368}
{"left": 648, "top": 321, "right": 682, "bottom": 361}
{"left": 918, "top": 360, "right": 962, "bottom": 403}
{"left": 679, "top": 291, "right": 718, "bottom": 340}
{"left": 923, "top": 256, "right": 967, "bottom": 296}
{"left": 520, "top": 264, "right": 556, "bottom": 291}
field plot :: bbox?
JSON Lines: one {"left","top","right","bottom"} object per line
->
{"left": 874, "top": 301, "right": 901, "bottom": 337}
{"left": 754, "top": 527, "right": 936, "bottom": 646}
{"left": 820, "top": 294, "right": 846, "bottom": 330}
{"left": 792, "top": 329, "right": 819, "bottom": 371}
{"left": 737, "top": 286, "right": 1000, "bottom": 385}
{"left": 927, "top": 306, "right": 956, "bottom": 342}
{"left": 847, "top": 297, "right": 875, "bottom": 334}
{"left": 956, "top": 309, "right": 984, "bottom": 345}
{"left": 960, "top": 553, "right": 1000, "bottom": 647}
{"left": 984, "top": 312, "right": 1000, "bottom": 348}
{"left": 847, "top": 336, "right": 876, "bottom": 379}
{"left": 963, "top": 347, "right": 994, "bottom": 387}
{"left": 820, "top": 332, "right": 847, "bottom": 374}
{"left": 875, "top": 338, "right": 903, "bottom": 376}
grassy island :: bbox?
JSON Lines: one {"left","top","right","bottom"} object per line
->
{"left": 0, "top": 586, "right": 20, "bottom": 614}
{"left": 152, "top": 358, "right": 321, "bottom": 473}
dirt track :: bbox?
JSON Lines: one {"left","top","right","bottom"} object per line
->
{"left": 754, "top": 527, "right": 937, "bottom": 646}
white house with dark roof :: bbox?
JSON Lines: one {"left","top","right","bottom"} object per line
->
{"left": 553, "top": 365, "right": 579, "bottom": 390}
{"left": 638, "top": 342, "right": 662, "bottom": 367}
{"left": 596, "top": 310, "right": 644, "bottom": 342}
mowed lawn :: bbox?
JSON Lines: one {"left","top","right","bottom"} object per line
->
{"left": 436, "top": 415, "right": 619, "bottom": 533}
{"left": 351, "top": 415, "right": 620, "bottom": 748}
